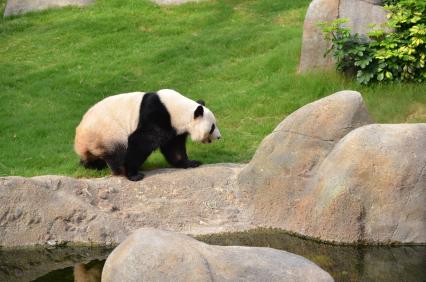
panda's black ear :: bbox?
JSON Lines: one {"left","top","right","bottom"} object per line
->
{"left": 196, "top": 100, "right": 205, "bottom": 106}
{"left": 194, "top": 105, "right": 204, "bottom": 119}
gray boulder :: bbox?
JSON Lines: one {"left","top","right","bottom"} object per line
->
{"left": 299, "top": 0, "right": 389, "bottom": 72}
{"left": 238, "top": 90, "right": 372, "bottom": 229}
{"left": 291, "top": 124, "right": 426, "bottom": 244}
{"left": 102, "top": 228, "right": 334, "bottom": 282}
{"left": 340, "top": 0, "right": 389, "bottom": 35}
{"left": 4, "top": 0, "right": 94, "bottom": 17}
{"left": 299, "top": 0, "right": 339, "bottom": 72}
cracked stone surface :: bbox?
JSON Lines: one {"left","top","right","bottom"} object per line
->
{"left": 102, "top": 228, "right": 333, "bottom": 282}
{"left": 0, "top": 164, "right": 247, "bottom": 248}
{"left": 0, "top": 90, "right": 425, "bottom": 247}
{"left": 4, "top": 0, "right": 94, "bottom": 17}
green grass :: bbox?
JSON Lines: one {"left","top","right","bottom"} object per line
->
{"left": 0, "top": 0, "right": 425, "bottom": 177}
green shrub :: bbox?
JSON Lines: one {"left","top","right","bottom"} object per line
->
{"left": 320, "top": 0, "right": 426, "bottom": 84}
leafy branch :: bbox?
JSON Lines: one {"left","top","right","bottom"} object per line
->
{"left": 319, "top": 0, "right": 425, "bottom": 85}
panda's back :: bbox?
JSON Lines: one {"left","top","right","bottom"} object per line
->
{"left": 75, "top": 92, "right": 145, "bottom": 155}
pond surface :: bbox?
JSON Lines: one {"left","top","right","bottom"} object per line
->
{"left": 0, "top": 229, "right": 425, "bottom": 282}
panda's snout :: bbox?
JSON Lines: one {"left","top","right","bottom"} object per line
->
{"left": 201, "top": 132, "right": 221, "bottom": 144}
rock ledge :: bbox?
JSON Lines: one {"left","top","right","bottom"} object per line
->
{"left": 1, "top": 90, "right": 425, "bottom": 247}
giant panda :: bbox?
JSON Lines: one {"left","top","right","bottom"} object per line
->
{"left": 74, "top": 89, "right": 221, "bottom": 181}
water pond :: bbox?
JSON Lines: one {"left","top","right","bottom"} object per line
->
{"left": 0, "top": 229, "right": 425, "bottom": 282}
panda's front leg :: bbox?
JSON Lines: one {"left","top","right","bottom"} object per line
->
{"left": 125, "top": 131, "right": 156, "bottom": 181}
{"left": 160, "top": 134, "right": 202, "bottom": 169}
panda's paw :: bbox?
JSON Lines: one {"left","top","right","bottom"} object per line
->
{"left": 185, "top": 160, "right": 202, "bottom": 168}
{"left": 127, "top": 172, "right": 145, "bottom": 182}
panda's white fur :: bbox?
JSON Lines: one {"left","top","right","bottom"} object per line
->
{"left": 74, "top": 92, "right": 146, "bottom": 160}
{"left": 157, "top": 89, "right": 221, "bottom": 142}
{"left": 74, "top": 89, "right": 220, "bottom": 181}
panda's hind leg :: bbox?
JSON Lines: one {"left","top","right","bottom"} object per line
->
{"left": 80, "top": 158, "right": 107, "bottom": 170}
{"left": 103, "top": 144, "right": 127, "bottom": 176}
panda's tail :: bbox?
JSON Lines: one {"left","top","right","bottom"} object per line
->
{"left": 80, "top": 158, "right": 107, "bottom": 170}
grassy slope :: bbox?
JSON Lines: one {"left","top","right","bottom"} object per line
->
{"left": 0, "top": 0, "right": 425, "bottom": 177}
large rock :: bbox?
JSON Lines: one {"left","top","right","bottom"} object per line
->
{"left": 0, "top": 90, "right": 425, "bottom": 246}
{"left": 340, "top": 0, "right": 389, "bottom": 35}
{"left": 0, "top": 176, "right": 129, "bottom": 247}
{"left": 102, "top": 228, "right": 333, "bottom": 282}
{"left": 291, "top": 124, "right": 426, "bottom": 243}
{"left": 299, "top": 0, "right": 389, "bottom": 72}
{"left": 299, "top": 0, "right": 339, "bottom": 72}
{"left": 238, "top": 90, "right": 372, "bottom": 229}
{"left": 4, "top": 0, "right": 94, "bottom": 17}
{"left": 0, "top": 164, "right": 247, "bottom": 248}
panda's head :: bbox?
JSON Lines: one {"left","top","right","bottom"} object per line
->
{"left": 189, "top": 101, "right": 221, "bottom": 144}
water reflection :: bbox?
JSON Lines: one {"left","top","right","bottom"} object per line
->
{"left": 0, "top": 229, "right": 425, "bottom": 282}
{"left": 73, "top": 261, "right": 103, "bottom": 282}
{"left": 0, "top": 247, "right": 111, "bottom": 282}
{"left": 197, "top": 229, "right": 426, "bottom": 282}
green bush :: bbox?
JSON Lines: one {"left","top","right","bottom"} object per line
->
{"left": 320, "top": 0, "right": 426, "bottom": 84}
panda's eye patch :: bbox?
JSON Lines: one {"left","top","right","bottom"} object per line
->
{"left": 209, "top": 124, "right": 215, "bottom": 134}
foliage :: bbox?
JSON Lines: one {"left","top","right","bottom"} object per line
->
{"left": 320, "top": 0, "right": 426, "bottom": 84}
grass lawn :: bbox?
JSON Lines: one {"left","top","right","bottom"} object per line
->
{"left": 0, "top": 0, "right": 425, "bottom": 178}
